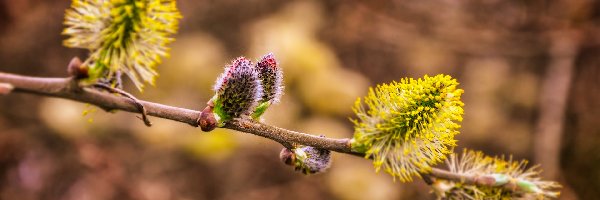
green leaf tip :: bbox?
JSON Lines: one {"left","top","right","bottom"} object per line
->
{"left": 251, "top": 101, "right": 271, "bottom": 120}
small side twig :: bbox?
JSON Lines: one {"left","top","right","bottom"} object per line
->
{"left": 421, "top": 173, "right": 435, "bottom": 185}
{"left": 92, "top": 83, "right": 152, "bottom": 126}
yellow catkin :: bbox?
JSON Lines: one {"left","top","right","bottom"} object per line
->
{"left": 351, "top": 74, "right": 464, "bottom": 182}
{"left": 63, "top": 0, "right": 181, "bottom": 91}
{"left": 436, "top": 149, "right": 562, "bottom": 199}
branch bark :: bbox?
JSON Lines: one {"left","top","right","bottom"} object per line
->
{"left": 0, "top": 71, "right": 542, "bottom": 194}
{"left": 429, "top": 168, "right": 519, "bottom": 192}
{"left": 0, "top": 72, "right": 200, "bottom": 126}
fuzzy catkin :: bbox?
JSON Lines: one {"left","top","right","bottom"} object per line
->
{"left": 352, "top": 74, "right": 464, "bottom": 182}
{"left": 212, "top": 57, "right": 263, "bottom": 122}
{"left": 255, "top": 53, "right": 284, "bottom": 104}
{"left": 294, "top": 146, "right": 332, "bottom": 174}
{"left": 434, "top": 149, "right": 562, "bottom": 199}
{"left": 63, "top": 0, "right": 181, "bottom": 91}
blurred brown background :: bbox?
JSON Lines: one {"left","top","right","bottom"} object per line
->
{"left": 1, "top": 0, "right": 599, "bottom": 199}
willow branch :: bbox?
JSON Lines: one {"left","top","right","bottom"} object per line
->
{"left": 429, "top": 168, "right": 521, "bottom": 192}
{"left": 0, "top": 72, "right": 199, "bottom": 126}
{"left": 0, "top": 71, "right": 522, "bottom": 191}
{"left": 223, "top": 119, "right": 352, "bottom": 153}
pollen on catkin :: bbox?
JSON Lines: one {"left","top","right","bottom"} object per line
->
{"left": 351, "top": 74, "right": 464, "bottom": 182}
{"left": 251, "top": 53, "right": 284, "bottom": 119}
{"left": 212, "top": 57, "right": 263, "bottom": 124}
{"left": 63, "top": 0, "right": 181, "bottom": 91}
{"left": 433, "top": 149, "right": 562, "bottom": 199}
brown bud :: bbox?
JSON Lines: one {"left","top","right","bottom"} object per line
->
{"left": 279, "top": 148, "right": 295, "bottom": 166}
{"left": 199, "top": 106, "right": 217, "bottom": 132}
{"left": 0, "top": 83, "right": 14, "bottom": 95}
{"left": 67, "top": 57, "right": 88, "bottom": 79}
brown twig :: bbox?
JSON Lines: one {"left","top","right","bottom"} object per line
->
{"left": 0, "top": 71, "right": 544, "bottom": 193}
{"left": 0, "top": 72, "right": 199, "bottom": 126}
{"left": 429, "top": 168, "right": 523, "bottom": 193}
{"left": 92, "top": 83, "right": 152, "bottom": 126}
{"left": 224, "top": 119, "right": 351, "bottom": 153}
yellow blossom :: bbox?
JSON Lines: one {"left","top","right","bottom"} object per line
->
{"left": 351, "top": 74, "right": 464, "bottom": 182}
{"left": 434, "top": 149, "right": 562, "bottom": 199}
{"left": 63, "top": 0, "right": 181, "bottom": 91}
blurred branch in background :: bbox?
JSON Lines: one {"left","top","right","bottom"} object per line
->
{"left": 532, "top": 31, "right": 579, "bottom": 200}
{"left": 533, "top": 31, "right": 578, "bottom": 180}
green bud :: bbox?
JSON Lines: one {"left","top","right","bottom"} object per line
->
{"left": 491, "top": 173, "right": 510, "bottom": 186}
